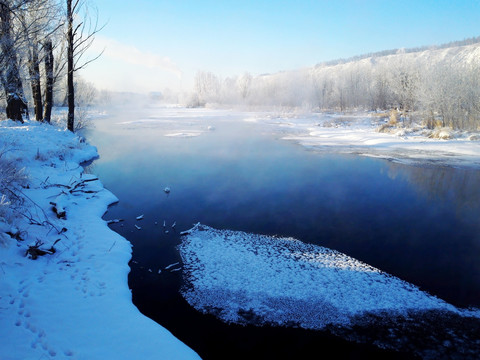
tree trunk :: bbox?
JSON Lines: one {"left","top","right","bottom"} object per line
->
{"left": 28, "top": 42, "right": 43, "bottom": 121}
{"left": 67, "top": 0, "right": 75, "bottom": 132}
{"left": 0, "top": 2, "right": 28, "bottom": 122}
{"left": 43, "top": 39, "right": 54, "bottom": 123}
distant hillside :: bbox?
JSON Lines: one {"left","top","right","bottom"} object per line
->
{"left": 189, "top": 37, "right": 480, "bottom": 130}
{"left": 316, "top": 36, "right": 480, "bottom": 67}
{"left": 310, "top": 41, "right": 480, "bottom": 78}
{"left": 255, "top": 39, "right": 480, "bottom": 129}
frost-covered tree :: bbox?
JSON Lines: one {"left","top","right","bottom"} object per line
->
{"left": 388, "top": 60, "right": 419, "bottom": 121}
{"left": 220, "top": 76, "right": 239, "bottom": 104}
{"left": 0, "top": 0, "right": 64, "bottom": 122}
{"left": 0, "top": 0, "right": 28, "bottom": 121}
{"left": 369, "top": 64, "right": 391, "bottom": 111}
{"left": 19, "top": 0, "right": 62, "bottom": 121}
{"left": 237, "top": 72, "right": 252, "bottom": 101}
{"left": 310, "top": 68, "right": 336, "bottom": 110}
{"left": 420, "top": 61, "right": 480, "bottom": 130}
{"left": 192, "top": 71, "right": 220, "bottom": 106}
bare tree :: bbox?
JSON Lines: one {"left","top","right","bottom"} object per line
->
{"left": 28, "top": 37, "right": 43, "bottom": 120}
{"left": 66, "top": 0, "right": 73, "bottom": 130}
{"left": 66, "top": 0, "right": 102, "bottom": 132}
{"left": 20, "top": 0, "right": 62, "bottom": 121}
{"left": 43, "top": 37, "right": 53, "bottom": 121}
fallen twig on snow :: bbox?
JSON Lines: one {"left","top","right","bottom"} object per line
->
{"left": 107, "top": 241, "right": 116, "bottom": 252}
{"left": 25, "top": 240, "right": 53, "bottom": 260}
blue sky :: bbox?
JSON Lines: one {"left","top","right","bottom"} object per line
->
{"left": 82, "top": 0, "right": 480, "bottom": 93}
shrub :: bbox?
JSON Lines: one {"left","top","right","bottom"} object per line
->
{"left": 0, "top": 146, "right": 27, "bottom": 245}
{"left": 389, "top": 109, "right": 399, "bottom": 125}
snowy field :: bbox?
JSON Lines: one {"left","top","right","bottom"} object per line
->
{"left": 0, "top": 119, "right": 199, "bottom": 359}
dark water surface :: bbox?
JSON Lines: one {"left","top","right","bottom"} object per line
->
{"left": 85, "top": 106, "right": 480, "bottom": 359}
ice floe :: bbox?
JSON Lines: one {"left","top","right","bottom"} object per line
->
{"left": 179, "top": 224, "right": 479, "bottom": 330}
{"left": 164, "top": 131, "right": 203, "bottom": 138}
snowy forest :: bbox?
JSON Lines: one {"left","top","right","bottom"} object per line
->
{"left": 187, "top": 38, "right": 480, "bottom": 130}
{"left": 1, "top": 0, "right": 480, "bottom": 132}
{"left": 0, "top": 0, "right": 99, "bottom": 131}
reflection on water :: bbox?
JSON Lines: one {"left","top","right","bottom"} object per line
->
{"left": 387, "top": 162, "right": 480, "bottom": 214}
{"left": 85, "top": 106, "right": 480, "bottom": 359}
{"left": 380, "top": 162, "right": 480, "bottom": 308}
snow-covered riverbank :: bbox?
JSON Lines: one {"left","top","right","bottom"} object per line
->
{"left": 249, "top": 111, "right": 480, "bottom": 168}
{"left": 0, "top": 119, "right": 199, "bottom": 359}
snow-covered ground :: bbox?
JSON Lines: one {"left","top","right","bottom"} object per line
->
{"left": 0, "top": 119, "right": 200, "bottom": 359}
{"left": 249, "top": 111, "right": 480, "bottom": 168}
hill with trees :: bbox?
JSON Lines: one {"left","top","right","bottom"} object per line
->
{"left": 189, "top": 38, "right": 480, "bottom": 130}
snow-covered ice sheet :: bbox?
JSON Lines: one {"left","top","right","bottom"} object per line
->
{"left": 250, "top": 112, "right": 480, "bottom": 168}
{"left": 0, "top": 120, "right": 199, "bottom": 360}
{"left": 179, "top": 224, "right": 479, "bottom": 330}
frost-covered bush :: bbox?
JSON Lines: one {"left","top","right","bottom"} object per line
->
{"left": 0, "top": 146, "right": 27, "bottom": 245}
{"left": 50, "top": 107, "right": 93, "bottom": 132}
{"left": 0, "top": 195, "right": 12, "bottom": 246}
{"left": 0, "top": 194, "right": 11, "bottom": 223}
{"left": 0, "top": 147, "right": 26, "bottom": 192}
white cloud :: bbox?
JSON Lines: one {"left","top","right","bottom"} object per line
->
{"left": 82, "top": 35, "right": 185, "bottom": 93}
{"left": 91, "top": 36, "right": 183, "bottom": 79}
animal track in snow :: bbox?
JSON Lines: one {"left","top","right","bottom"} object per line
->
{"left": 64, "top": 349, "right": 74, "bottom": 356}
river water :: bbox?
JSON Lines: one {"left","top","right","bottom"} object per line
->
{"left": 85, "top": 105, "right": 480, "bottom": 359}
